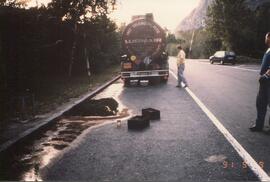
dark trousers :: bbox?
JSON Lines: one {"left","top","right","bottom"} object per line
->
{"left": 256, "top": 81, "right": 270, "bottom": 129}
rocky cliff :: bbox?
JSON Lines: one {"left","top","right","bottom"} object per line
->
{"left": 175, "top": 0, "right": 270, "bottom": 32}
{"left": 175, "top": 0, "right": 213, "bottom": 32}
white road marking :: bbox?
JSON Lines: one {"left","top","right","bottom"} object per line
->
{"left": 232, "top": 66, "right": 260, "bottom": 72}
{"left": 192, "top": 60, "right": 260, "bottom": 72}
{"left": 170, "top": 70, "right": 270, "bottom": 182}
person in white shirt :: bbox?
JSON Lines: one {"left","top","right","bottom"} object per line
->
{"left": 176, "top": 45, "right": 188, "bottom": 88}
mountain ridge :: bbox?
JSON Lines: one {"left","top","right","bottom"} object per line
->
{"left": 175, "top": 0, "right": 270, "bottom": 32}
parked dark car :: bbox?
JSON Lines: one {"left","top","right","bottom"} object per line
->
{"left": 209, "top": 51, "right": 236, "bottom": 65}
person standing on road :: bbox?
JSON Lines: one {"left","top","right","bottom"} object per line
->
{"left": 250, "top": 32, "right": 270, "bottom": 132}
{"left": 176, "top": 45, "right": 188, "bottom": 88}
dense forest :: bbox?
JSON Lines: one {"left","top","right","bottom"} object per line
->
{"left": 175, "top": 0, "right": 270, "bottom": 59}
{"left": 0, "top": 0, "right": 121, "bottom": 121}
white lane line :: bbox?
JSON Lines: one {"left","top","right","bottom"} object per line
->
{"left": 169, "top": 70, "right": 270, "bottom": 182}
{"left": 194, "top": 60, "right": 260, "bottom": 72}
{"left": 232, "top": 66, "right": 260, "bottom": 72}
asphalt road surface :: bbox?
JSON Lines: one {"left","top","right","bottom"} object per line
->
{"left": 39, "top": 57, "right": 270, "bottom": 181}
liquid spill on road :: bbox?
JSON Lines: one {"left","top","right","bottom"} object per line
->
{"left": 22, "top": 119, "right": 106, "bottom": 181}
{"left": 0, "top": 93, "right": 130, "bottom": 181}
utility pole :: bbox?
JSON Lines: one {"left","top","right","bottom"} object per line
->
{"left": 84, "top": 33, "right": 91, "bottom": 77}
{"left": 189, "top": 30, "right": 195, "bottom": 59}
{"left": 68, "top": 22, "right": 77, "bottom": 77}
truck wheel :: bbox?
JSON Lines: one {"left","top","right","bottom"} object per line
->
{"left": 124, "top": 79, "right": 130, "bottom": 87}
{"left": 160, "top": 77, "right": 168, "bottom": 84}
{"left": 149, "top": 77, "right": 160, "bottom": 85}
{"left": 210, "top": 60, "right": 214, "bottom": 64}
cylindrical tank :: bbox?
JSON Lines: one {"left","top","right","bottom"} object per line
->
{"left": 122, "top": 17, "right": 166, "bottom": 62}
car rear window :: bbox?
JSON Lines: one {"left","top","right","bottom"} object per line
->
{"left": 215, "top": 51, "right": 225, "bottom": 57}
{"left": 226, "top": 51, "right": 235, "bottom": 56}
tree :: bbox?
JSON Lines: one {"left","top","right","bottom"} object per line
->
{"left": 0, "top": 1, "right": 121, "bottom": 120}
{"left": 165, "top": 33, "right": 185, "bottom": 56}
{"left": 166, "top": 33, "right": 184, "bottom": 44}
{"left": 206, "top": 0, "right": 257, "bottom": 56}
{"left": 77, "top": 15, "right": 120, "bottom": 73}
{"left": 48, "top": 0, "right": 117, "bottom": 76}
{"left": 0, "top": 0, "right": 30, "bottom": 7}
{"left": 253, "top": 3, "right": 270, "bottom": 56}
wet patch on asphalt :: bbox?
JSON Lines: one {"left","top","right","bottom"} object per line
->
{"left": 0, "top": 97, "right": 129, "bottom": 181}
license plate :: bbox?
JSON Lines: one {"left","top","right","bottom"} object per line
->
{"left": 123, "top": 63, "right": 132, "bottom": 69}
{"left": 137, "top": 72, "right": 151, "bottom": 76}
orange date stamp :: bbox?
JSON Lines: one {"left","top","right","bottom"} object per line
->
{"left": 222, "top": 161, "right": 265, "bottom": 169}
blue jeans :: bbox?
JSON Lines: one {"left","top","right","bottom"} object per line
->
{"left": 178, "top": 64, "right": 188, "bottom": 86}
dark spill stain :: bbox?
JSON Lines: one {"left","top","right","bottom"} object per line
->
{"left": 64, "top": 97, "right": 118, "bottom": 116}
{"left": 0, "top": 97, "right": 123, "bottom": 181}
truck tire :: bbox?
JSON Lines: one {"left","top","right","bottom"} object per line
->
{"left": 124, "top": 79, "right": 130, "bottom": 87}
{"left": 149, "top": 77, "right": 160, "bottom": 85}
{"left": 160, "top": 77, "right": 168, "bottom": 84}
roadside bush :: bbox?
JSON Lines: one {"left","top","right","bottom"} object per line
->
{"left": 0, "top": 4, "right": 120, "bottom": 120}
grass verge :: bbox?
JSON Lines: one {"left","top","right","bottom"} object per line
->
{"left": 34, "top": 64, "right": 120, "bottom": 116}
{"left": 1, "top": 64, "right": 120, "bottom": 128}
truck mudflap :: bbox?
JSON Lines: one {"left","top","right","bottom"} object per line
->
{"left": 121, "top": 70, "right": 169, "bottom": 79}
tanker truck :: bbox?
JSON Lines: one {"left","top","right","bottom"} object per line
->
{"left": 120, "top": 13, "right": 169, "bottom": 86}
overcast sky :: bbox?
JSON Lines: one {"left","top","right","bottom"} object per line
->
{"left": 110, "top": 0, "right": 200, "bottom": 31}
{"left": 28, "top": 0, "right": 200, "bottom": 31}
